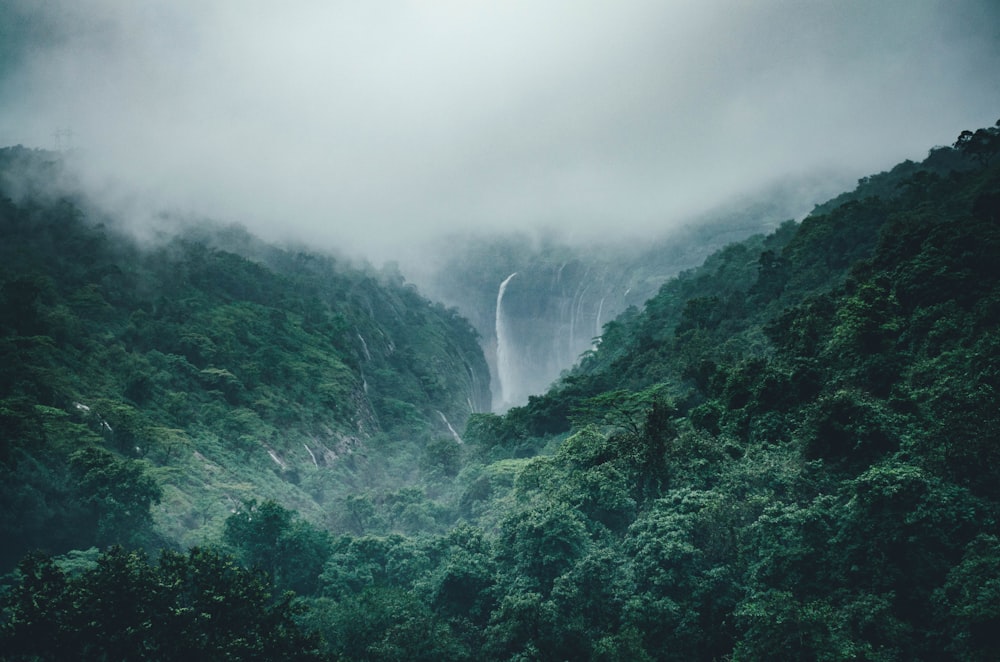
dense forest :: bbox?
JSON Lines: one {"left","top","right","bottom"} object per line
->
{"left": 2, "top": 120, "right": 1000, "bottom": 659}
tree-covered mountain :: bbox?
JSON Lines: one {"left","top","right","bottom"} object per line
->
{"left": 0, "top": 146, "right": 490, "bottom": 564}
{"left": 449, "top": 122, "right": 1000, "bottom": 659}
{"left": 3, "top": 119, "right": 1000, "bottom": 660}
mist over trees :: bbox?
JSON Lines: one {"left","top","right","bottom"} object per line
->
{"left": 407, "top": 176, "right": 841, "bottom": 411}
{"left": 3, "top": 120, "right": 1000, "bottom": 659}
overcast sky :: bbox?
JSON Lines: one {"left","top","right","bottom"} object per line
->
{"left": 1, "top": 0, "right": 998, "bottom": 261}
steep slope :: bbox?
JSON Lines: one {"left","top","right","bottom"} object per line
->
{"left": 0, "top": 147, "right": 490, "bottom": 565}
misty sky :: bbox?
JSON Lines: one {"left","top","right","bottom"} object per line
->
{"left": 1, "top": 1, "right": 999, "bottom": 261}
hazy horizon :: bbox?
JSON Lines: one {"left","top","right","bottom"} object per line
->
{"left": 1, "top": 1, "right": 998, "bottom": 264}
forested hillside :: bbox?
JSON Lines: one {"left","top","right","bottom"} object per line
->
{"left": 0, "top": 145, "right": 490, "bottom": 566}
{"left": 3, "top": 120, "right": 1000, "bottom": 660}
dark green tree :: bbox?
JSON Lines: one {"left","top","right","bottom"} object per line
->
{"left": 223, "top": 499, "right": 332, "bottom": 595}
{"left": 0, "top": 546, "right": 322, "bottom": 661}
{"left": 68, "top": 446, "right": 162, "bottom": 547}
{"left": 953, "top": 120, "right": 1000, "bottom": 166}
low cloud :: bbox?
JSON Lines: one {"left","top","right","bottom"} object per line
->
{"left": 1, "top": 0, "right": 998, "bottom": 261}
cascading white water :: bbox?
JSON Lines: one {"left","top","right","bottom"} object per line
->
{"left": 495, "top": 272, "right": 518, "bottom": 409}
{"left": 357, "top": 333, "right": 372, "bottom": 361}
{"left": 303, "top": 443, "right": 319, "bottom": 467}
{"left": 595, "top": 295, "right": 606, "bottom": 337}
{"left": 569, "top": 280, "right": 591, "bottom": 359}
{"left": 592, "top": 295, "right": 607, "bottom": 349}
{"left": 465, "top": 362, "right": 486, "bottom": 413}
{"left": 437, "top": 410, "right": 463, "bottom": 444}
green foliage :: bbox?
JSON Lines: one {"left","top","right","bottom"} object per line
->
{"left": 421, "top": 437, "right": 462, "bottom": 478}
{"left": 953, "top": 119, "right": 1000, "bottom": 166}
{"left": 937, "top": 534, "right": 1000, "bottom": 660}
{"left": 733, "top": 589, "right": 903, "bottom": 662}
{"left": 69, "top": 446, "right": 163, "bottom": 546}
{"left": 306, "top": 589, "right": 469, "bottom": 661}
{"left": 0, "top": 546, "right": 322, "bottom": 660}
{"left": 224, "top": 499, "right": 332, "bottom": 596}
{"left": 497, "top": 502, "right": 590, "bottom": 593}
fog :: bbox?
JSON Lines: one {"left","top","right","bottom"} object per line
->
{"left": 1, "top": 0, "right": 999, "bottom": 263}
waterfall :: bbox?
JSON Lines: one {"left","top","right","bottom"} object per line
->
{"left": 495, "top": 272, "right": 518, "bottom": 408}
{"left": 267, "top": 449, "right": 287, "bottom": 469}
{"left": 593, "top": 295, "right": 606, "bottom": 349}
{"left": 357, "top": 333, "right": 372, "bottom": 361}
{"left": 569, "top": 280, "right": 591, "bottom": 359}
{"left": 437, "top": 410, "right": 463, "bottom": 444}
{"left": 465, "top": 361, "right": 484, "bottom": 413}
{"left": 554, "top": 283, "right": 573, "bottom": 369}
{"left": 595, "top": 295, "right": 606, "bottom": 337}
{"left": 303, "top": 443, "right": 319, "bottom": 467}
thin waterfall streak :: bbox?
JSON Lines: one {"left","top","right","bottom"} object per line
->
{"left": 303, "top": 444, "right": 319, "bottom": 467}
{"left": 495, "top": 272, "right": 518, "bottom": 408}
{"left": 438, "top": 410, "right": 463, "bottom": 444}
{"left": 357, "top": 333, "right": 372, "bottom": 361}
{"left": 555, "top": 293, "right": 572, "bottom": 369}
{"left": 570, "top": 281, "right": 591, "bottom": 357}
{"left": 593, "top": 295, "right": 606, "bottom": 348}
